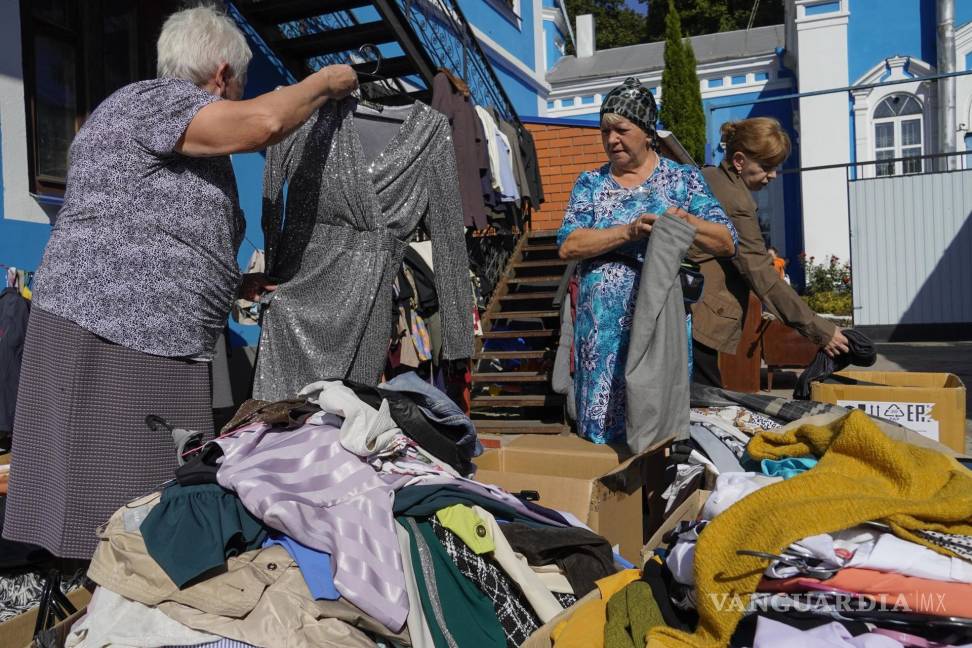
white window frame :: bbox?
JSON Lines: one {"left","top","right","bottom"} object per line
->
{"left": 850, "top": 56, "right": 936, "bottom": 180}
{"left": 873, "top": 94, "right": 924, "bottom": 177}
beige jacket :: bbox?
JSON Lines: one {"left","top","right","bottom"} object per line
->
{"left": 88, "top": 492, "right": 410, "bottom": 648}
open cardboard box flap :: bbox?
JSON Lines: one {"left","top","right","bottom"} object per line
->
{"left": 474, "top": 434, "right": 673, "bottom": 562}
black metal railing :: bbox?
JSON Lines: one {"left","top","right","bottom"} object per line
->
{"left": 395, "top": 0, "right": 521, "bottom": 124}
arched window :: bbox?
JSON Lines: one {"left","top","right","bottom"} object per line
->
{"left": 873, "top": 94, "right": 924, "bottom": 176}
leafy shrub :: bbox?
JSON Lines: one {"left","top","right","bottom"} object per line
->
{"left": 803, "top": 291, "right": 852, "bottom": 316}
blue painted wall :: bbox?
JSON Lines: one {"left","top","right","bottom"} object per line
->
{"left": 490, "top": 58, "right": 541, "bottom": 115}
{"left": 458, "top": 0, "right": 535, "bottom": 70}
{"left": 957, "top": 0, "right": 972, "bottom": 28}
{"left": 544, "top": 21, "right": 565, "bottom": 70}
{"left": 848, "top": 0, "right": 937, "bottom": 82}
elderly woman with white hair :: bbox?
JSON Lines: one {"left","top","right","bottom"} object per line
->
{"left": 2, "top": 5, "right": 357, "bottom": 560}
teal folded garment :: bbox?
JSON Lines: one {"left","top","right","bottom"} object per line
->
{"left": 141, "top": 483, "right": 268, "bottom": 588}
{"left": 760, "top": 457, "right": 818, "bottom": 479}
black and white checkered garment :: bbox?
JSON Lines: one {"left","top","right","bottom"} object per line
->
{"left": 553, "top": 591, "right": 578, "bottom": 609}
{"left": 430, "top": 516, "right": 542, "bottom": 647}
{"left": 917, "top": 530, "right": 972, "bottom": 562}
{"left": 2, "top": 307, "right": 213, "bottom": 559}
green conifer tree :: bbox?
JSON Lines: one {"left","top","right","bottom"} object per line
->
{"left": 658, "top": 0, "right": 706, "bottom": 164}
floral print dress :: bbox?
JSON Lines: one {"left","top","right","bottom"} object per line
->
{"left": 557, "top": 159, "right": 737, "bottom": 444}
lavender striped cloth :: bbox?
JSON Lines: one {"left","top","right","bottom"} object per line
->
{"left": 215, "top": 416, "right": 408, "bottom": 632}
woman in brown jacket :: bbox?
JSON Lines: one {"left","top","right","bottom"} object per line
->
{"left": 690, "top": 117, "right": 849, "bottom": 387}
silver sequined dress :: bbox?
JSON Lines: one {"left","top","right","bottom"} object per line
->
{"left": 253, "top": 99, "right": 473, "bottom": 399}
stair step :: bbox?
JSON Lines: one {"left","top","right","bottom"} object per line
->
{"left": 472, "top": 394, "right": 563, "bottom": 407}
{"left": 474, "top": 419, "right": 569, "bottom": 435}
{"left": 474, "top": 350, "right": 550, "bottom": 360}
{"left": 499, "top": 292, "right": 557, "bottom": 301}
{"left": 471, "top": 372, "right": 548, "bottom": 383}
{"left": 523, "top": 244, "right": 560, "bottom": 252}
{"left": 506, "top": 276, "right": 562, "bottom": 285}
{"left": 487, "top": 309, "right": 559, "bottom": 320}
{"left": 480, "top": 329, "right": 556, "bottom": 339}
{"left": 239, "top": 0, "right": 371, "bottom": 23}
{"left": 274, "top": 22, "right": 396, "bottom": 58}
{"left": 512, "top": 260, "right": 568, "bottom": 269}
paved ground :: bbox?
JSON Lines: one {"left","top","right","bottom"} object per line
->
{"left": 767, "top": 341, "right": 972, "bottom": 454}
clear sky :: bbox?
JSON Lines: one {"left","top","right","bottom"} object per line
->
{"left": 625, "top": 0, "right": 648, "bottom": 14}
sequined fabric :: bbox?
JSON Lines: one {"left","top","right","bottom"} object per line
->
{"left": 255, "top": 99, "right": 473, "bottom": 399}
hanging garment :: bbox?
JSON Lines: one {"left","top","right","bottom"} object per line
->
{"left": 624, "top": 215, "right": 697, "bottom": 454}
{"left": 255, "top": 99, "right": 472, "bottom": 398}
{"left": 0, "top": 287, "right": 29, "bottom": 445}
{"left": 494, "top": 129, "right": 521, "bottom": 203}
{"left": 517, "top": 125, "right": 545, "bottom": 205}
{"left": 232, "top": 249, "right": 265, "bottom": 326}
{"left": 214, "top": 418, "right": 408, "bottom": 632}
{"left": 495, "top": 114, "right": 531, "bottom": 204}
{"left": 647, "top": 411, "right": 972, "bottom": 648}
{"left": 431, "top": 71, "right": 490, "bottom": 229}
{"left": 475, "top": 106, "right": 504, "bottom": 194}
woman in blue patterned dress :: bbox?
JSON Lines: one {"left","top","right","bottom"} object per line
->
{"left": 557, "top": 78, "right": 738, "bottom": 444}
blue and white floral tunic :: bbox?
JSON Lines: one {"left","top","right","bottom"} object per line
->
{"left": 557, "top": 159, "right": 737, "bottom": 444}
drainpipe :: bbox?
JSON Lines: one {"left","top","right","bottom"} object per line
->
{"left": 938, "top": 0, "right": 957, "bottom": 170}
{"left": 558, "top": 0, "right": 576, "bottom": 53}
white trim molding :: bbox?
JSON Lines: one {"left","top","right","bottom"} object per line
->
{"left": 851, "top": 56, "right": 937, "bottom": 179}
{"left": 543, "top": 53, "right": 790, "bottom": 118}
{"left": 470, "top": 24, "right": 552, "bottom": 94}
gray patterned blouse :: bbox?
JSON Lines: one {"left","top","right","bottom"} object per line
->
{"left": 33, "top": 78, "right": 244, "bottom": 359}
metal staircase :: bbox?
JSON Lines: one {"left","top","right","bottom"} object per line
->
{"left": 231, "top": 0, "right": 521, "bottom": 122}
{"left": 471, "top": 231, "right": 573, "bottom": 435}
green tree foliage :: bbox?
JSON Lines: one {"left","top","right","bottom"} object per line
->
{"left": 658, "top": 0, "right": 706, "bottom": 163}
{"left": 564, "top": 0, "right": 646, "bottom": 53}
{"left": 645, "top": 0, "right": 785, "bottom": 42}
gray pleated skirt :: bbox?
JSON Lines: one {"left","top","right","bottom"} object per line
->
{"left": 2, "top": 307, "right": 213, "bottom": 559}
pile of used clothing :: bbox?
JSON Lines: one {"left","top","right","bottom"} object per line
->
{"left": 60, "top": 372, "right": 631, "bottom": 648}
{"left": 532, "top": 387, "right": 972, "bottom": 648}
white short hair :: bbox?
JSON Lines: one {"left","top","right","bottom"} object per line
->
{"left": 157, "top": 5, "right": 252, "bottom": 85}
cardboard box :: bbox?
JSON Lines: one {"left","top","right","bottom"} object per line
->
{"left": 474, "top": 434, "right": 671, "bottom": 563}
{"left": 811, "top": 371, "right": 967, "bottom": 453}
{"left": 641, "top": 489, "right": 711, "bottom": 563}
{"left": 0, "top": 587, "right": 90, "bottom": 648}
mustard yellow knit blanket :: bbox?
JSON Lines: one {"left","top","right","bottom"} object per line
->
{"left": 647, "top": 410, "right": 972, "bottom": 648}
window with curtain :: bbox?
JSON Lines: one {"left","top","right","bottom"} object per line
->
{"left": 873, "top": 94, "right": 923, "bottom": 177}
{"left": 21, "top": 0, "right": 180, "bottom": 195}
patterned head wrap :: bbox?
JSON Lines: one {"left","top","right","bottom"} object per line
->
{"left": 600, "top": 77, "right": 658, "bottom": 138}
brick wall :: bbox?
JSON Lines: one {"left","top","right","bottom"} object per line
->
{"left": 527, "top": 121, "right": 604, "bottom": 233}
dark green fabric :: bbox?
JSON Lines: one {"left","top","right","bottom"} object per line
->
{"left": 401, "top": 517, "right": 453, "bottom": 648}
{"left": 141, "top": 483, "right": 267, "bottom": 588}
{"left": 604, "top": 581, "right": 665, "bottom": 648}
{"left": 393, "top": 485, "right": 544, "bottom": 527}
{"left": 400, "top": 516, "right": 506, "bottom": 648}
